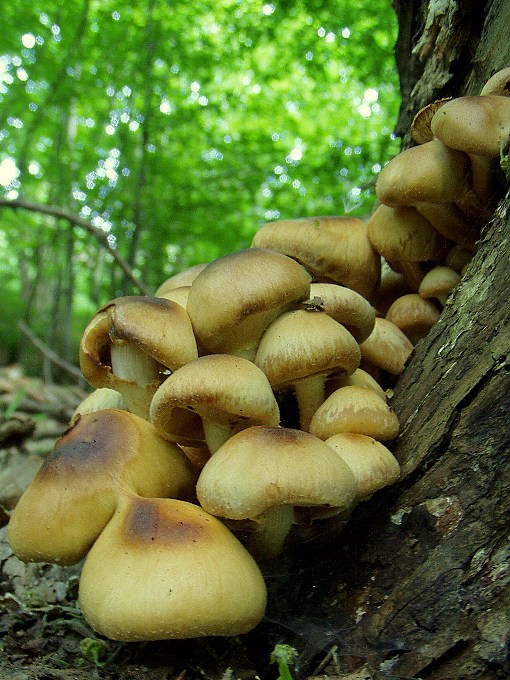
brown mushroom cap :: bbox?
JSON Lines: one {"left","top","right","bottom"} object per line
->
{"left": 309, "top": 385, "right": 399, "bottom": 441}
{"left": 79, "top": 296, "right": 198, "bottom": 419}
{"left": 150, "top": 354, "right": 280, "bottom": 454}
{"left": 326, "top": 367, "right": 387, "bottom": 402}
{"left": 78, "top": 495, "right": 267, "bottom": 640}
{"left": 306, "top": 282, "right": 376, "bottom": 344}
{"left": 196, "top": 426, "right": 358, "bottom": 558}
{"left": 418, "top": 265, "right": 461, "bottom": 306}
{"left": 325, "top": 433, "right": 400, "bottom": 501}
{"left": 186, "top": 248, "right": 311, "bottom": 360}
{"left": 251, "top": 216, "right": 381, "bottom": 302}
{"left": 376, "top": 139, "right": 471, "bottom": 207}
{"left": 480, "top": 68, "right": 510, "bottom": 97}
{"left": 156, "top": 285, "right": 190, "bottom": 309}
{"left": 70, "top": 387, "right": 127, "bottom": 425}
{"left": 385, "top": 293, "right": 441, "bottom": 344}
{"left": 410, "top": 98, "right": 451, "bottom": 144}
{"left": 7, "top": 410, "right": 196, "bottom": 565}
{"left": 430, "top": 94, "right": 510, "bottom": 158}
{"left": 254, "top": 309, "right": 361, "bottom": 431}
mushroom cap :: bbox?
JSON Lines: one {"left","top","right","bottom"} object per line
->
{"left": 480, "top": 67, "right": 510, "bottom": 97}
{"left": 430, "top": 94, "right": 510, "bottom": 157}
{"left": 154, "top": 263, "right": 208, "bottom": 295}
{"left": 307, "top": 283, "right": 376, "bottom": 344}
{"left": 70, "top": 387, "right": 127, "bottom": 425}
{"left": 325, "top": 433, "right": 400, "bottom": 501}
{"left": 156, "top": 285, "right": 191, "bottom": 309}
{"left": 251, "top": 216, "right": 381, "bottom": 302}
{"left": 254, "top": 309, "right": 361, "bottom": 390}
{"left": 367, "top": 204, "right": 449, "bottom": 264}
{"left": 150, "top": 354, "right": 280, "bottom": 448}
{"left": 186, "top": 248, "right": 311, "bottom": 359}
{"left": 410, "top": 98, "right": 451, "bottom": 144}
{"left": 309, "top": 385, "right": 399, "bottom": 441}
{"left": 418, "top": 265, "right": 461, "bottom": 303}
{"left": 196, "top": 426, "right": 358, "bottom": 520}
{"left": 78, "top": 495, "right": 267, "bottom": 640}
{"left": 385, "top": 293, "right": 441, "bottom": 344}
{"left": 79, "top": 296, "right": 198, "bottom": 390}
{"left": 376, "top": 139, "right": 471, "bottom": 206}
{"left": 359, "top": 317, "right": 414, "bottom": 376}
{"left": 7, "top": 410, "right": 196, "bottom": 565}
{"left": 326, "top": 367, "right": 387, "bottom": 402}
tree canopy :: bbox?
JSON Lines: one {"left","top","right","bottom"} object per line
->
{"left": 0, "top": 0, "right": 399, "bottom": 371}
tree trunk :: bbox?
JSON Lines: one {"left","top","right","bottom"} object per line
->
{"left": 267, "top": 3, "right": 510, "bottom": 679}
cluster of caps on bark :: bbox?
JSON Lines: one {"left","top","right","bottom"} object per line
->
{"left": 7, "top": 67, "right": 509, "bottom": 644}
{"left": 370, "top": 67, "right": 510, "bottom": 341}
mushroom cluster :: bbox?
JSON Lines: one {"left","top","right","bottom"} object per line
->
{"left": 369, "top": 68, "right": 510, "bottom": 342}
{"left": 7, "top": 67, "right": 509, "bottom": 643}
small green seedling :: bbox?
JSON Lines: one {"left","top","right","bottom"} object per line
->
{"left": 79, "top": 637, "right": 108, "bottom": 667}
{"left": 270, "top": 643, "right": 298, "bottom": 680}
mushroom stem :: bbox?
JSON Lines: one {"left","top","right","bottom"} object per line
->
{"left": 247, "top": 504, "right": 295, "bottom": 560}
{"left": 110, "top": 341, "right": 160, "bottom": 418}
{"left": 201, "top": 419, "right": 235, "bottom": 455}
{"left": 293, "top": 374, "right": 328, "bottom": 432}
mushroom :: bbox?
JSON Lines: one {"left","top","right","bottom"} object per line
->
{"left": 309, "top": 385, "right": 399, "bottom": 441}
{"left": 186, "top": 248, "right": 311, "bottom": 360}
{"left": 7, "top": 409, "right": 196, "bottom": 565}
{"left": 326, "top": 367, "right": 387, "bottom": 402}
{"left": 196, "top": 426, "right": 358, "bottom": 560}
{"left": 78, "top": 494, "right": 267, "bottom": 640}
{"left": 70, "top": 387, "right": 128, "bottom": 425}
{"left": 156, "top": 285, "right": 190, "bottom": 309}
{"left": 366, "top": 204, "right": 449, "bottom": 290}
{"left": 480, "top": 67, "right": 510, "bottom": 97}
{"left": 305, "top": 282, "right": 376, "bottom": 343}
{"left": 254, "top": 309, "right": 361, "bottom": 431}
{"left": 325, "top": 433, "right": 401, "bottom": 501}
{"left": 418, "top": 265, "right": 461, "bottom": 306}
{"left": 359, "top": 317, "right": 414, "bottom": 380}
{"left": 80, "top": 296, "right": 198, "bottom": 419}
{"left": 251, "top": 216, "right": 381, "bottom": 302}
{"left": 154, "top": 263, "right": 208, "bottom": 296}
{"left": 385, "top": 293, "right": 441, "bottom": 344}
{"left": 430, "top": 94, "right": 510, "bottom": 207}
{"left": 150, "top": 354, "right": 280, "bottom": 454}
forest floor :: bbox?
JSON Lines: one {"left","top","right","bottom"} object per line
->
{"left": 0, "top": 366, "right": 344, "bottom": 680}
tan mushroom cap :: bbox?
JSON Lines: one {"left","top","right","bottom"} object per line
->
{"left": 376, "top": 139, "right": 471, "bottom": 207}
{"left": 7, "top": 410, "right": 196, "bottom": 565}
{"left": 196, "top": 426, "right": 358, "bottom": 558}
{"left": 156, "top": 285, "right": 190, "bottom": 309}
{"left": 255, "top": 309, "right": 361, "bottom": 431}
{"left": 154, "top": 263, "right": 208, "bottom": 296}
{"left": 326, "top": 367, "right": 387, "bottom": 402}
{"left": 385, "top": 293, "right": 441, "bottom": 344}
{"left": 367, "top": 204, "right": 449, "bottom": 263}
{"left": 150, "top": 354, "right": 280, "bottom": 454}
{"left": 325, "top": 433, "right": 400, "bottom": 501}
{"left": 413, "top": 201, "right": 479, "bottom": 252}
{"left": 480, "top": 67, "right": 510, "bottom": 97}
{"left": 306, "top": 282, "right": 376, "bottom": 343}
{"left": 79, "top": 296, "right": 198, "bottom": 419}
{"left": 78, "top": 495, "right": 267, "bottom": 640}
{"left": 430, "top": 94, "right": 510, "bottom": 158}
{"left": 70, "top": 387, "right": 128, "bottom": 425}
{"left": 251, "top": 216, "right": 381, "bottom": 302}
{"left": 309, "top": 385, "right": 399, "bottom": 441}
{"left": 186, "top": 248, "right": 311, "bottom": 360}
{"left": 410, "top": 98, "right": 451, "bottom": 144}
{"left": 418, "top": 265, "right": 461, "bottom": 306}
{"left": 359, "top": 317, "right": 414, "bottom": 376}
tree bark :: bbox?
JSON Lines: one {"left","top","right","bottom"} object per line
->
{"left": 267, "top": 3, "right": 510, "bottom": 679}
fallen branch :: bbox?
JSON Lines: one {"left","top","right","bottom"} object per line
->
{"left": 0, "top": 197, "right": 150, "bottom": 296}
{"left": 18, "top": 321, "right": 84, "bottom": 382}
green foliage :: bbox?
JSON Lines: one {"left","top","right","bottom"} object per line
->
{"left": 78, "top": 637, "right": 108, "bottom": 667}
{"left": 0, "top": 0, "right": 400, "bottom": 371}
{"left": 270, "top": 643, "right": 298, "bottom": 680}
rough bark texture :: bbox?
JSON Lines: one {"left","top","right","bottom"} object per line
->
{"left": 265, "top": 3, "right": 510, "bottom": 679}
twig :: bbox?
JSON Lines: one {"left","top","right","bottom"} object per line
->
{"left": 0, "top": 197, "right": 150, "bottom": 295}
{"left": 18, "top": 321, "right": 84, "bottom": 382}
